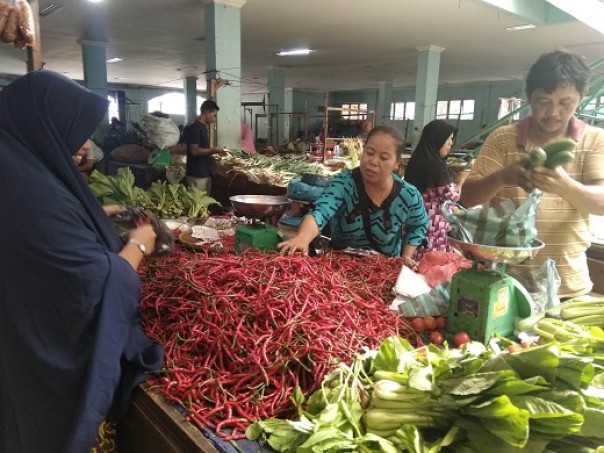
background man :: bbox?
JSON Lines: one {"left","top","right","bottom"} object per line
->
{"left": 184, "top": 100, "right": 225, "bottom": 193}
{"left": 460, "top": 50, "right": 604, "bottom": 298}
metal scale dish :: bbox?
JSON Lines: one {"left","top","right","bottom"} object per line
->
{"left": 230, "top": 195, "right": 290, "bottom": 253}
{"left": 446, "top": 234, "right": 546, "bottom": 343}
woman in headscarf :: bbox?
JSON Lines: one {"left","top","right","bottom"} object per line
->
{"left": 404, "top": 119, "right": 459, "bottom": 260}
{"left": 0, "top": 71, "right": 163, "bottom": 452}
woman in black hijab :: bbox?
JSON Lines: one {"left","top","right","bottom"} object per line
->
{"left": 0, "top": 71, "right": 163, "bottom": 452}
{"left": 404, "top": 120, "right": 459, "bottom": 259}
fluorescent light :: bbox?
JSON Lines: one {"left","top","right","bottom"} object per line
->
{"left": 114, "top": 77, "right": 129, "bottom": 80}
{"left": 506, "top": 24, "right": 536, "bottom": 31}
{"left": 106, "top": 57, "right": 123, "bottom": 64}
{"left": 277, "top": 49, "right": 312, "bottom": 56}
{"left": 87, "top": 0, "right": 103, "bottom": 3}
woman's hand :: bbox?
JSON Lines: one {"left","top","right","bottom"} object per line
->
{"left": 129, "top": 224, "right": 156, "bottom": 256}
{"left": 103, "top": 204, "right": 126, "bottom": 217}
{"left": 402, "top": 255, "right": 418, "bottom": 271}
{"left": 278, "top": 237, "right": 311, "bottom": 256}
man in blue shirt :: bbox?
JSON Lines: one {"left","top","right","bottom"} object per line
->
{"left": 184, "top": 100, "right": 225, "bottom": 194}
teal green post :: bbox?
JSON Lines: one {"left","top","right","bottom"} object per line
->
{"left": 204, "top": 0, "right": 246, "bottom": 149}
{"left": 79, "top": 39, "right": 109, "bottom": 139}
{"left": 376, "top": 82, "right": 393, "bottom": 126}
{"left": 413, "top": 45, "right": 445, "bottom": 148}
{"left": 268, "top": 67, "right": 285, "bottom": 145}
{"left": 184, "top": 76, "right": 198, "bottom": 124}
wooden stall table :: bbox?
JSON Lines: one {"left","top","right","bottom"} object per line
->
{"left": 118, "top": 386, "right": 219, "bottom": 453}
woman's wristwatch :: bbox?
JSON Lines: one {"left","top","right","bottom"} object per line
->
{"left": 128, "top": 238, "right": 147, "bottom": 255}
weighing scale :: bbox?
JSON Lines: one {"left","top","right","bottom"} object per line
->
{"left": 230, "top": 195, "right": 290, "bottom": 253}
{"left": 446, "top": 235, "right": 545, "bottom": 343}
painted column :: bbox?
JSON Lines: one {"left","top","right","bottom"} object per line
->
{"left": 203, "top": 0, "right": 246, "bottom": 149}
{"left": 79, "top": 39, "right": 109, "bottom": 139}
{"left": 184, "top": 76, "right": 198, "bottom": 124}
{"left": 267, "top": 67, "right": 286, "bottom": 145}
{"left": 376, "top": 81, "right": 393, "bottom": 126}
{"left": 413, "top": 45, "right": 445, "bottom": 148}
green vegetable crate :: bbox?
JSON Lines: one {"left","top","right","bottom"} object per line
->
{"left": 446, "top": 267, "right": 532, "bottom": 343}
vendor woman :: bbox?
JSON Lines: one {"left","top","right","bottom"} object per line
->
{"left": 278, "top": 126, "right": 428, "bottom": 268}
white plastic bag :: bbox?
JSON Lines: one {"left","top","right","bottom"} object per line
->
{"left": 139, "top": 114, "right": 180, "bottom": 149}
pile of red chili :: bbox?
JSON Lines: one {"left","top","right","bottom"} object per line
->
{"left": 139, "top": 248, "right": 417, "bottom": 440}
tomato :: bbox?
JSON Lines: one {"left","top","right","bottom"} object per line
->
{"left": 507, "top": 344, "right": 522, "bottom": 353}
{"left": 429, "top": 331, "right": 444, "bottom": 345}
{"left": 423, "top": 316, "right": 437, "bottom": 331}
{"left": 435, "top": 316, "right": 447, "bottom": 330}
{"left": 410, "top": 317, "right": 426, "bottom": 332}
{"left": 453, "top": 331, "right": 470, "bottom": 347}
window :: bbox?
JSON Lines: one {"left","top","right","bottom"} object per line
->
{"left": 436, "top": 99, "right": 475, "bottom": 120}
{"left": 498, "top": 97, "right": 522, "bottom": 120}
{"left": 582, "top": 96, "right": 604, "bottom": 118}
{"left": 147, "top": 92, "right": 205, "bottom": 115}
{"left": 108, "top": 94, "right": 119, "bottom": 122}
{"left": 390, "top": 101, "right": 415, "bottom": 120}
{"left": 341, "top": 103, "right": 368, "bottom": 120}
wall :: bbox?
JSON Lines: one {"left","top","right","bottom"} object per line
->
{"left": 329, "top": 80, "right": 525, "bottom": 143}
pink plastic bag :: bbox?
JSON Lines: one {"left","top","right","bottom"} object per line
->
{"left": 417, "top": 251, "right": 472, "bottom": 288}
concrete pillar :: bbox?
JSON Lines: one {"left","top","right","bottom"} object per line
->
{"left": 79, "top": 39, "right": 109, "bottom": 139}
{"left": 413, "top": 45, "right": 445, "bottom": 148}
{"left": 376, "top": 82, "right": 393, "bottom": 126}
{"left": 202, "top": 0, "right": 247, "bottom": 149}
{"left": 267, "top": 67, "right": 286, "bottom": 144}
{"left": 184, "top": 76, "right": 198, "bottom": 124}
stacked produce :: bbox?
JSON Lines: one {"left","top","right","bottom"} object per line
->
{"left": 249, "top": 336, "right": 604, "bottom": 452}
{"left": 0, "top": 0, "right": 34, "bottom": 48}
{"left": 138, "top": 249, "right": 417, "bottom": 440}
{"left": 215, "top": 151, "right": 330, "bottom": 187}
{"left": 528, "top": 138, "right": 576, "bottom": 169}
{"left": 88, "top": 168, "right": 216, "bottom": 219}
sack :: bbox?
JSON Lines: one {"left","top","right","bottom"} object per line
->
{"left": 110, "top": 144, "right": 151, "bottom": 164}
{"left": 443, "top": 189, "right": 542, "bottom": 247}
{"left": 139, "top": 114, "right": 180, "bottom": 149}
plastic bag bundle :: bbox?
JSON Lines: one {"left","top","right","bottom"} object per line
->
{"left": 139, "top": 114, "right": 180, "bottom": 150}
{"left": 443, "top": 189, "right": 542, "bottom": 247}
{"left": 110, "top": 206, "right": 174, "bottom": 256}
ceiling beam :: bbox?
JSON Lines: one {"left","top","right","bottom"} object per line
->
{"left": 476, "top": 0, "right": 574, "bottom": 25}
{"left": 544, "top": 0, "right": 604, "bottom": 35}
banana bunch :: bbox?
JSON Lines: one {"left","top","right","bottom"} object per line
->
{"left": 528, "top": 138, "right": 576, "bottom": 169}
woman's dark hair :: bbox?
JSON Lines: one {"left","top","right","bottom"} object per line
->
{"left": 365, "top": 125, "right": 406, "bottom": 158}
{"left": 525, "top": 50, "right": 590, "bottom": 98}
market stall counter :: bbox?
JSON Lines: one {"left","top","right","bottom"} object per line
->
{"left": 117, "top": 240, "right": 416, "bottom": 452}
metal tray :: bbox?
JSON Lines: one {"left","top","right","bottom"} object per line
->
{"left": 229, "top": 195, "right": 290, "bottom": 219}
{"left": 448, "top": 234, "right": 545, "bottom": 264}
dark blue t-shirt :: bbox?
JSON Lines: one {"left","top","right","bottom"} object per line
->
{"left": 185, "top": 121, "right": 212, "bottom": 178}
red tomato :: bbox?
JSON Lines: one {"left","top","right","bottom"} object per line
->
{"left": 423, "top": 316, "right": 437, "bottom": 331}
{"left": 410, "top": 318, "right": 426, "bottom": 332}
{"left": 435, "top": 317, "right": 447, "bottom": 330}
{"left": 453, "top": 331, "right": 471, "bottom": 347}
{"left": 507, "top": 344, "right": 522, "bottom": 353}
{"left": 429, "top": 331, "right": 444, "bottom": 345}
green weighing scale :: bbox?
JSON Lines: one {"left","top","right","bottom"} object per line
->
{"left": 446, "top": 235, "right": 545, "bottom": 343}
{"left": 230, "top": 195, "right": 290, "bottom": 253}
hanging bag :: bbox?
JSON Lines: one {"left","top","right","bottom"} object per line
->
{"left": 442, "top": 189, "right": 542, "bottom": 247}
